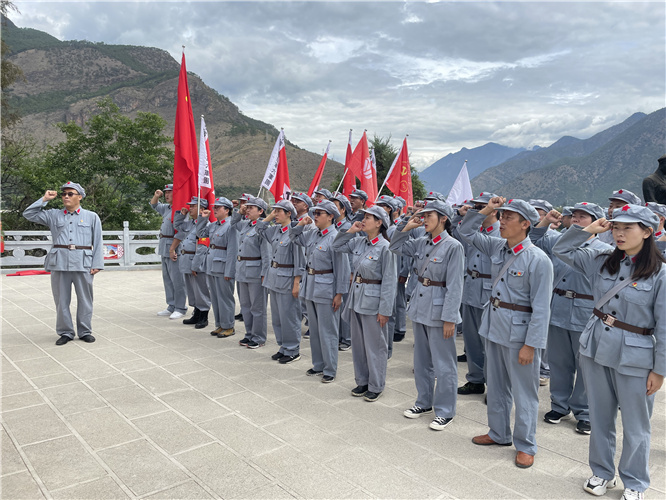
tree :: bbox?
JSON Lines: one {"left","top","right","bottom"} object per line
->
{"left": 2, "top": 98, "right": 174, "bottom": 230}
{"left": 370, "top": 134, "right": 426, "bottom": 202}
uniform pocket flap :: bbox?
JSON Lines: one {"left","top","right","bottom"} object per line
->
{"left": 624, "top": 334, "right": 654, "bottom": 348}
{"left": 432, "top": 297, "right": 444, "bottom": 305}
{"left": 213, "top": 257, "right": 226, "bottom": 262}
{"left": 511, "top": 313, "right": 530, "bottom": 325}
{"left": 508, "top": 268, "right": 525, "bottom": 277}
{"left": 364, "top": 287, "right": 381, "bottom": 297}
{"left": 431, "top": 256, "right": 444, "bottom": 263}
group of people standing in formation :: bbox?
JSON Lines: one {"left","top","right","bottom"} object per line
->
{"left": 24, "top": 178, "right": 665, "bottom": 500}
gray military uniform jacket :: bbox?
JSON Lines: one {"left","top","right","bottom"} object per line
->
{"left": 150, "top": 202, "right": 177, "bottom": 257}
{"left": 196, "top": 217, "right": 238, "bottom": 279}
{"left": 553, "top": 226, "right": 666, "bottom": 378}
{"left": 289, "top": 224, "right": 350, "bottom": 304}
{"left": 256, "top": 220, "right": 305, "bottom": 294}
{"left": 230, "top": 211, "right": 270, "bottom": 284}
{"left": 530, "top": 225, "right": 612, "bottom": 331}
{"left": 459, "top": 210, "right": 554, "bottom": 349}
{"left": 174, "top": 213, "right": 208, "bottom": 274}
{"left": 23, "top": 199, "right": 104, "bottom": 272}
{"left": 389, "top": 226, "right": 465, "bottom": 328}
{"left": 332, "top": 231, "right": 397, "bottom": 317}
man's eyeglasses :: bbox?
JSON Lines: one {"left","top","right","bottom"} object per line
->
{"left": 61, "top": 192, "right": 79, "bottom": 197}
{"left": 313, "top": 210, "right": 327, "bottom": 217}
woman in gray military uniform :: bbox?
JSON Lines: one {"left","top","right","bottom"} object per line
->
{"left": 256, "top": 200, "right": 305, "bottom": 364}
{"left": 197, "top": 197, "right": 238, "bottom": 338}
{"left": 330, "top": 193, "right": 354, "bottom": 351}
{"left": 332, "top": 205, "right": 397, "bottom": 401}
{"left": 289, "top": 200, "right": 350, "bottom": 383}
{"left": 390, "top": 200, "right": 465, "bottom": 430}
{"left": 553, "top": 204, "right": 665, "bottom": 500}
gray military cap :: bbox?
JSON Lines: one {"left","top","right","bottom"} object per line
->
{"left": 272, "top": 199, "right": 296, "bottom": 218}
{"left": 291, "top": 192, "right": 314, "bottom": 208}
{"left": 425, "top": 191, "right": 446, "bottom": 201}
{"left": 393, "top": 196, "right": 406, "bottom": 209}
{"left": 422, "top": 199, "right": 454, "bottom": 219}
{"left": 561, "top": 206, "right": 573, "bottom": 217}
{"left": 529, "top": 199, "right": 554, "bottom": 213}
{"left": 163, "top": 183, "right": 174, "bottom": 192}
{"left": 609, "top": 189, "right": 641, "bottom": 206}
{"left": 645, "top": 202, "right": 666, "bottom": 220}
{"left": 471, "top": 192, "right": 499, "bottom": 205}
{"left": 349, "top": 189, "right": 368, "bottom": 202}
{"left": 612, "top": 204, "right": 659, "bottom": 232}
{"left": 239, "top": 193, "right": 252, "bottom": 202}
{"left": 314, "top": 188, "right": 332, "bottom": 199}
{"left": 61, "top": 181, "right": 86, "bottom": 198}
{"left": 376, "top": 195, "right": 397, "bottom": 211}
{"left": 331, "top": 193, "right": 352, "bottom": 219}
{"left": 309, "top": 200, "right": 339, "bottom": 219}
{"left": 213, "top": 197, "right": 233, "bottom": 210}
{"left": 360, "top": 205, "right": 390, "bottom": 229}
{"left": 498, "top": 199, "right": 540, "bottom": 226}
{"left": 187, "top": 196, "right": 209, "bottom": 209}
{"left": 572, "top": 202, "right": 604, "bottom": 221}
{"left": 245, "top": 196, "right": 268, "bottom": 213}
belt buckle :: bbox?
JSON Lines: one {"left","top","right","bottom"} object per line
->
{"left": 565, "top": 290, "right": 575, "bottom": 299}
{"left": 491, "top": 297, "right": 501, "bottom": 308}
{"left": 355, "top": 275, "right": 363, "bottom": 284}
{"left": 271, "top": 261, "right": 278, "bottom": 268}
{"left": 602, "top": 314, "right": 616, "bottom": 327}
{"left": 471, "top": 270, "right": 480, "bottom": 278}
{"left": 68, "top": 244, "right": 76, "bottom": 250}
{"left": 422, "top": 277, "right": 431, "bottom": 286}
{"left": 237, "top": 255, "right": 242, "bottom": 261}
{"left": 307, "top": 267, "right": 315, "bottom": 275}
{"left": 181, "top": 250, "right": 185, "bottom": 255}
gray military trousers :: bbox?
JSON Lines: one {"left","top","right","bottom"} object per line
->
{"left": 207, "top": 274, "right": 235, "bottom": 329}
{"left": 184, "top": 272, "right": 211, "bottom": 311}
{"left": 462, "top": 304, "right": 486, "bottom": 384}
{"left": 580, "top": 355, "right": 654, "bottom": 492}
{"left": 547, "top": 325, "right": 588, "bottom": 420}
{"left": 305, "top": 300, "right": 340, "bottom": 378}
{"left": 51, "top": 271, "right": 94, "bottom": 339}
{"left": 238, "top": 282, "right": 267, "bottom": 344}
{"left": 161, "top": 256, "right": 187, "bottom": 314}
{"left": 386, "top": 281, "right": 407, "bottom": 359}
{"left": 486, "top": 340, "right": 541, "bottom": 455}
{"left": 349, "top": 311, "right": 389, "bottom": 393}
{"left": 338, "top": 292, "right": 351, "bottom": 347}
{"left": 269, "top": 291, "right": 301, "bottom": 356}
{"left": 412, "top": 322, "right": 458, "bottom": 418}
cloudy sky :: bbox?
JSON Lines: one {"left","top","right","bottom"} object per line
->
{"left": 11, "top": 0, "right": 666, "bottom": 169}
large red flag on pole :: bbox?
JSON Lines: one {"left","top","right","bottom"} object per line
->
{"left": 346, "top": 130, "right": 367, "bottom": 183}
{"left": 307, "top": 140, "right": 331, "bottom": 196}
{"left": 342, "top": 129, "right": 355, "bottom": 197}
{"left": 261, "top": 129, "right": 291, "bottom": 201}
{"left": 172, "top": 51, "right": 198, "bottom": 219}
{"left": 383, "top": 137, "right": 413, "bottom": 211}
{"left": 197, "top": 115, "right": 216, "bottom": 221}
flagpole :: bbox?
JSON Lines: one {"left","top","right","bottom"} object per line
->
{"left": 334, "top": 168, "right": 349, "bottom": 196}
{"left": 375, "top": 134, "right": 407, "bottom": 202}
{"left": 197, "top": 114, "right": 203, "bottom": 218}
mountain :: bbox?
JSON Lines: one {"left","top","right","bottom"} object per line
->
{"left": 483, "top": 108, "right": 665, "bottom": 206}
{"left": 471, "top": 111, "right": 648, "bottom": 193}
{"left": 2, "top": 16, "right": 341, "bottom": 197}
{"left": 419, "top": 142, "right": 525, "bottom": 195}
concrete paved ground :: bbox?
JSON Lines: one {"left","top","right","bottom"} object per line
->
{"left": 1, "top": 270, "right": 664, "bottom": 499}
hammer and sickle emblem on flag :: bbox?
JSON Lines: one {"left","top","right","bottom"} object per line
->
{"left": 363, "top": 158, "right": 372, "bottom": 179}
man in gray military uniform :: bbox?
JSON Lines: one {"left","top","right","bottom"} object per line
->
{"left": 349, "top": 189, "right": 369, "bottom": 223}
{"left": 24, "top": 182, "right": 104, "bottom": 345}
{"left": 151, "top": 184, "right": 187, "bottom": 320}
{"left": 599, "top": 189, "right": 643, "bottom": 246}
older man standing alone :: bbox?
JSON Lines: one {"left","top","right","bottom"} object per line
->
{"left": 23, "top": 182, "right": 104, "bottom": 345}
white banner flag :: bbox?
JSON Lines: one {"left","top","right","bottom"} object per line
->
{"left": 198, "top": 116, "right": 211, "bottom": 189}
{"left": 261, "top": 130, "right": 285, "bottom": 191}
{"left": 446, "top": 161, "right": 473, "bottom": 206}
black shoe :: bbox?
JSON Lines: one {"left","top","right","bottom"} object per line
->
{"left": 484, "top": 395, "right": 487, "bottom": 405}
{"left": 321, "top": 375, "right": 335, "bottom": 383}
{"left": 364, "top": 391, "right": 381, "bottom": 402}
{"left": 238, "top": 338, "right": 250, "bottom": 346}
{"left": 393, "top": 332, "right": 405, "bottom": 342}
{"left": 79, "top": 335, "right": 96, "bottom": 343}
{"left": 271, "top": 351, "right": 284, "bottom": 360}
{"left": 183, "top": 307, "right": 201, "bottom": 325}
{"left": 576, "top": 420, "right": 591, "bottom": 435}
{"left": 246, "top": 340, "right": 265, "bottom": 349}
{"left": 457, "top": 353, "right": 467, "bottom": 362}
{"left": 303, "top": 330, "right": 310, "bottom": 339}
{"left": 338, "top": 344, "right": 351, "bottom": 351}
{"left": 306, "top": 368, "right": 323, "bottom": 376}
{"left": 194, "top": 310, "right": 209, "bottom": 329}
{"left": 278, "top": 354, "right": 301, "bottom": 364}
{"left": 458, "top": 382, "right": 485, "bottom": 395}
{"left": 544, "top": 410, "right": 571, "bottom": 424}
{"left": 351, "top": 385, "right": 368, "bottom": 397}
{"left": 235, "top": 312, "right": 243, "bottom": 321}
{"left": 55, "top": 335, "right": 72, "bottom": 345}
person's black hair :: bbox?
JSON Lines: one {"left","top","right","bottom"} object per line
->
{"left": 600, "top": 224, "right": 666, "bottom": 280}
{"left": 436, "top": 213, "right": 453, "bottom": 236}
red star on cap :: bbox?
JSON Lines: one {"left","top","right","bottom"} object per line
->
{"left": 621, "top": 205, "right": 630, "bottom": 212}
{"left": 429, "top": 192, "right": 433, "bottom": 195}
{"left": 508, "top": 199, "right": 513, "bottom": 203}
{"left": 480, "top": 192, "right": 484, "bottom": 196}
{"left": 582, "top": 202, "right": 588, "bottom": 205}
{"left": 618, "top": 189, "right": 623, "bottom": 194}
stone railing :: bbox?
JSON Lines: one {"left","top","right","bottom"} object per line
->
{"left": 1, "top": 221, "right": 162, "bottom": 272}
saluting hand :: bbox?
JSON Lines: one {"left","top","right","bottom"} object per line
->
{"left": 43, "top": 190, "right": 57, "bottom": 202}
{"left": 404, "top": 211, "right": 424, "bottom": 231}
{"left": 201, "top": 209, "right": 211, "bottom": 218}
{"left": 584, "top": 218, "right": 612, "bottom": 234}
{"left": 457, "top": 205, "right": 470, "bottom": 217}
{"left": 484, "top": 196, "right": 505, "bottom": 212}
{"left": 298, "top": 216, "right": 313, "bottom": 226}
{"left": 154, "top": 189, "right": 164, "bottom": 198}
{"left": 180, "top": 208, "right": 189, "bottom": 215}
{"left": 232, "top": 199, "right": 239, "bottom": 208}
{"left": 348, "top": 221, "right": 363, "bottom": 234}
{"left": 240, "top": 204, "right": 247, "bottom": 216}
{"left": 265, "top": 210, "right": 276, "bottom": 222}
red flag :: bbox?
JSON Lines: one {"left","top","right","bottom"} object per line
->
{"left": 346, "top": 130, "right": 367, "bottom": 182}
{"left": 261, "top": 129, "right": 291, "bottom": 201}
{"left": 384, "top": 138, "right": 413, "bottom": 211}
{"left": 197, "top": 116, "right": 216, "bottom": 221}
{"left": 307, "top": 141, "right": 331, "bottom": 196}
{"left": 172, "top": 53, "right": 198, "bottom": 219}
{"left": 342, "top": 129, "right": 355, "bottom": 197}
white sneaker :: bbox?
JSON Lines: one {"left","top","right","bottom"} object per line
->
{"left": 169, "top": 311, "right": 185, "bottom": 320}
{"left": 429, "top": 416, "right": 453, "bottom": 430}
{"left": 583, "top": 475, "right": 617, "bottom": 496}
{"left": 621, "top": 489, "right": 644, "bottom": 500}
{"left": 157, "top": 309, "right": 172, "bottom": 316}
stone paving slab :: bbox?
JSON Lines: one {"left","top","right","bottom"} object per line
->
{"left": 1, "top": 270, "right": 665, "bottom": 499}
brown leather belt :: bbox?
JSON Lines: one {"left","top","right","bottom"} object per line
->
{"left": 271, "top": 261, "right": 294, "bottom": 268}
{"left": 490, "top": 297, "right": 533, "bottom": 313}
{"left": 553, "top": 288, "right": 594, "bottom": 300}
{"left": 398, "top": 276, "right": 408, "bottom": 284}
{"left": 593, "top": 308, "right": 653, "bottom": 336}
{"left": 306, "top": 266, "right": 333, "bottom": 275}
{"left": 159, "top": 233, "right": 174, "bottom": 238}
{"left": 418, "top": 276, "right": 446, "bottom": 287}
{"left": 354, "top": 276, "right": 382, "bottom": 285}
{"left": 210, "top": 245, "right": 227, "bottom": 250}
{"left": 238, "top": 256, "right": 261, "bottom": 261}
{"left": 53, "top": 245, "right": 92, "bottom": 250}
{"left": 181, "top": 250, "right": 195, "bottom": 255}
{"left": 467, "top": 268, "right": 491, "bottom": 279}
